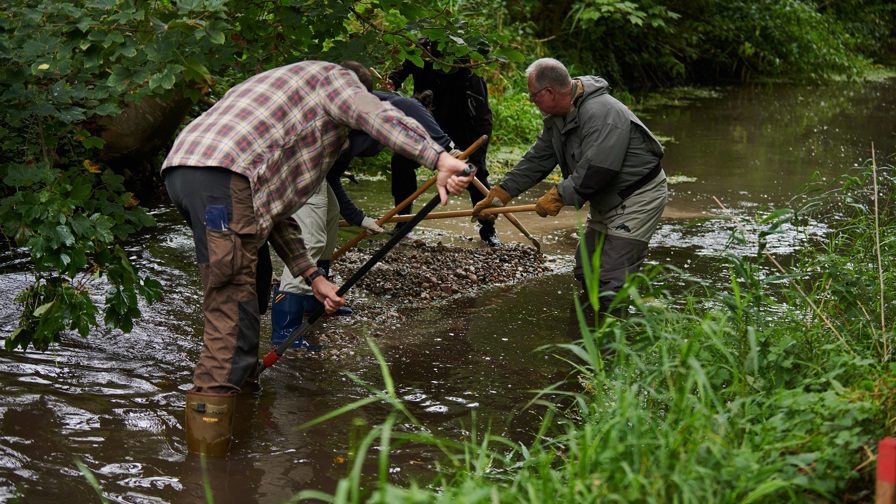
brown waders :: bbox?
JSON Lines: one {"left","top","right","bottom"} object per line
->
{"left": 165, "top": 166, "right": 261, "bottom": 457}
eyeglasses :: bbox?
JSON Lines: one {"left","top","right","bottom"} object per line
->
{"left": 528, "top": 86, "right": 550, "bottom": 101}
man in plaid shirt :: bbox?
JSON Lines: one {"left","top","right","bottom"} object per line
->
{"left": 162, "top": 61, "right": 474, "bottom": 457}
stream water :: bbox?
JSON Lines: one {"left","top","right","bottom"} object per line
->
{"left": 1, "top": 79, "right": 894, "bottom": 503}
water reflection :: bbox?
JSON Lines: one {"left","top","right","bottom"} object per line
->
{"left": 0, "top": 79, "right": 894, "bottom": 502}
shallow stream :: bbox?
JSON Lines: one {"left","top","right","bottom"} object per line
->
{"left": 1, "top": 79, "right": 894, "bottom": 503}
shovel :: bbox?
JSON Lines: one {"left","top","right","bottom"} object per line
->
{"left": 331, "top": 134, "right": 488, "bottom": 261}
{"left": 257, "top": 164, "right": 476, "bottom": 377}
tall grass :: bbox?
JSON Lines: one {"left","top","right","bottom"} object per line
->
{"left": 293, "top": 155, "right": 895, "bottom": 503}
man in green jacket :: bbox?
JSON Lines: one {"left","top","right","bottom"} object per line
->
{"left": 472, "top": 57, "right": 667, "bottom": 319}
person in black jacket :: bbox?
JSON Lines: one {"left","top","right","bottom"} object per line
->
{"left": 385, "top": 38, "right": 500, "bottom": 247}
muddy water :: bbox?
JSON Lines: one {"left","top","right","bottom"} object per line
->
{"left": 1, "top": 80, "right": 895, "bottom": 503}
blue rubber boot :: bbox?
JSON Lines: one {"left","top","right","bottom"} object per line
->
{"left": 270, "top": 288, "right": 318, "bottom": 349}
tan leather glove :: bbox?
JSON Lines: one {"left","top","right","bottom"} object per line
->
{"left": 448, "top": 149, "right": 463, "bottom": 159}
{"left": 471, "top": 186, "right": 512, "bottom": 222}
{"left": 535, "top": 186, "right": 564, "bottom": 217}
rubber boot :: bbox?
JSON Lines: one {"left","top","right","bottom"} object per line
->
{"left": 239, "top": 359, "right": 263, "bottom": 396}
{"left": 270, "top": 287, "right": 306, "bottom": 347}
{"left": 479, "top": 223, "right": 502, "bottom": 248}
{"left": 185, "top": 390, "right": 235, "bottom": 457}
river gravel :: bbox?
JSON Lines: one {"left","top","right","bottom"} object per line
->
{"left": 274, "top": 241, "right": 548, "bottom": 361}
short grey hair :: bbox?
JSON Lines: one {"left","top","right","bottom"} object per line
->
{"left": 525, "top": 58, "right": 572, "bottom": 90}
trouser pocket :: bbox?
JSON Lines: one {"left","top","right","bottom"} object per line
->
{"left": 207, "top": 229, "right": 241, "bottom": 288}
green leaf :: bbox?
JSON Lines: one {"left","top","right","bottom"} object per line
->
{"left": 406, "top": 53, "right": 425, "bottom": 68}
{"left": 57, "top": 107, "right": 87, "bottom": 123}
{"left": 53, "top": 225, "right": 76, "bottom": 247}
{"left": 69, "top": 214, "right": 93, "bottom": 237}
{"left": 114, "top": 44, "right": 138, "bottom": 59}
{"left": 102, "top": 31, "right": 125, "bottom": 48}
{"left": 107, "top": 66, "right": 132, "bottom": 91}
{"left": 33, "top": 301, "right": 55, "bottom": 317}
{"left": 149, "top": 67, "right": 179, "bottom": 90}
{"left": 94, "top": 102, "right": 120, "bottom": 116}
{"left": 183, "top": 58, "right": 212, "bottom": 83}
{"left": 81, "top": 136, "right": 105, "bottom": 149}
{"left": 206, "top": 19, "right": 229, "bottom": 45}
{"left": 92, "top": 215, "right": 115, "bottom": 242}
{"left": 30, "top": 61, "right": 52, "bottom": 75}
{"left": 77, "top": 17, "right": 93, "bottom": 33}
{"left": 139, "top": 277, "right": 163, "bottom": 303}
{"left": 4, "top": 163, "right": 56, "bottom": 187}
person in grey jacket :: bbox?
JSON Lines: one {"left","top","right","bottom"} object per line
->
{"left": 472, "top": 58, "right": 667, "bottom": 318}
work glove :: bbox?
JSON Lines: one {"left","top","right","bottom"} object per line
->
{"left": 471, "top": 186, "right": 512, "bottom": 222}
{"left": 535, "top": 186, "right": 564, "bottom": 217}
{"left": 448, "top": 148, "right": 463, "bottom": 159}
{"left": 361, "top": 216, "right": 385, "bottom": 235}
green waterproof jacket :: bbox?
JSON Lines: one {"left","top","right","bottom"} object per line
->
{"left": 499, "top": 76, "right": 664, "bottom": 213}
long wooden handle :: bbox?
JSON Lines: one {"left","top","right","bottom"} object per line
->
{"left": 261, "top": 193, "right": 449, "bottom": 375}
{"left": 382, "top": 204, "right": 537, "bottom": 223}
{"left": 470, "top": 177, "right": 541, "bottom": 251}
{"left": 331, "top": 134, "right": 488, "bottom": 260}
{"left": 369, "top": 67, "right": 386, "bottom": 82}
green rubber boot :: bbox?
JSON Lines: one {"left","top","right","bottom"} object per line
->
{"left": 185, "top": 391, "right": 236, "bottom": 457}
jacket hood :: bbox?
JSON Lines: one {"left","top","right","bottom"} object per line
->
{"left": 578, "top": 76, "right": 609, "bottom": 100}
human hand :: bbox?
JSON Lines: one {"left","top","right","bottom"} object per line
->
{"left": 535, "top": 186, "right": 564, "bottom": 217}
{"left": 361, "top": 216, "right": 385, "bottom": 235}
{"left": 435, "top": 152, "right": 475, "bottom": 204}
{"left": 383, "top": 79, "right": 396, "bottom": 91}
{"left": 471, "top": 186, "right": 512, "bottom": 222}
{"left": 309, "top": 276, "right": 345, "bottom": 314}
{"left": 448, "top": 148, "right": 463, "bottom": 158}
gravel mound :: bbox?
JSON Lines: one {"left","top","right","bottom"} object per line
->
{"left": 332, "top": 240, "right": 547, "bottom": 305}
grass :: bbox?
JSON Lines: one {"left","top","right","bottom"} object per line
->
{"left": 290, "top": 153, "right": 894, "bottom": 503}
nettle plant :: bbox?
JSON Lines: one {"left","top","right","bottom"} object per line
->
{"left": 0, "top": 0, "right": 521, "bottom": 351}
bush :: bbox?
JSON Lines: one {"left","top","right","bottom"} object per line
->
{"left": 0, "top": 0, "right": 523, "bottom": 351}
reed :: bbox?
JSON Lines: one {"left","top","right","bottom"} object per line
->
{"left": 288, "top": 155, "right": 895, "bottom": 503}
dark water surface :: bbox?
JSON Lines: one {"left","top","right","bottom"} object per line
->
{"left": 1, "top": 80, "right": 894, "bottom": 503}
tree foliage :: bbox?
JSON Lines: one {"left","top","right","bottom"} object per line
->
{"left": 0, "top": 0, "right": 524, "bottom": 352}
{"left": 508, "top": 0, "right": 894, "bottom": 88}
{"left": 1, "top": 0, "right": 893, "bottom": 352}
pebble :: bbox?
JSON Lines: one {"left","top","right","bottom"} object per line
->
{"left": 283, "top": 242, "right": 547, "bottom": 363}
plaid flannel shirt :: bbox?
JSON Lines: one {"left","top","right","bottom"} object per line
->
{"left": 162, "top": 61, "right": 443, "bottom": 277}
